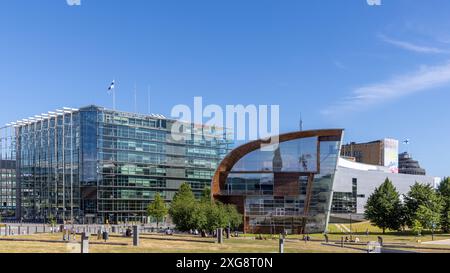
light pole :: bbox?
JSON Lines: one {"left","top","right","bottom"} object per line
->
{"left": 431, "top": 222, "right": 436, "bottom": 241}
{"left": 349, "top": 213, "right": 353, "bottom": 240}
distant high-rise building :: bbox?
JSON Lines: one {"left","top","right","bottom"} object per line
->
{"left": 398, "top": 152, "right": 426, "bottom": 176}
{"left": 340, "top": 138, "right": 399, "bottom": 173}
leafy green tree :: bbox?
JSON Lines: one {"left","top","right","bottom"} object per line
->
{"left": 364, "top": 178, "right": 404, "bottom": 234}
{"left": 169, "top": 183, "right": 197, "bottom": 231}
{"left": 415, "top": 205, "right": 441, "bottom": 233}
{"left": 411, "top": 219, "right": 423, "bottom": 236}
{"left": 169, "top": 183, "right": 243, "bottom": 233}
{"left": 438, "top": 178, "right": 450, "bottom": 233}
{"left": 200, "top": 187, "right": 212, "bottom": 204}
{"left": 225, "top": 204, "right": 243, "bottom": 230}
{"left": 147, "top": 193, "right": 168, "bottom": 229}
{"left": 190, "top": 202, "right": 208, "bottom": 231}
{"left": 404, "top": 182, "right": 443, "bottom": 229}
{"left": 205, "top": 203, "right": 229, "bottom": 233}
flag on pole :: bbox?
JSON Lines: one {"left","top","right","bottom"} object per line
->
{"left": 107, "top": 80, "right": 115, "bottom": 94}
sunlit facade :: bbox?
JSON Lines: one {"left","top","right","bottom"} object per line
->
{"left": 10, "top": 105, "right": 231, "bottom": 224}
{"left": 212, "top": 130, "right": 343, "bottom": 234}
{"left": 0, "top": 160, "right": 16, "bottom": 219}
{"left": 0, "top": 124, "right": 17, "bottom": 220}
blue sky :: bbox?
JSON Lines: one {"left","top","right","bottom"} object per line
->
{"left": 1, "top": 0, "right": 450, "bottom": 177}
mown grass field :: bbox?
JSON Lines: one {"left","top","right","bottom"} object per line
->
{"left": 1, "top": 222, "right": 450, "bottom": 253}
{"left": 0, "top": 233, "right": 363, "bottom": 253}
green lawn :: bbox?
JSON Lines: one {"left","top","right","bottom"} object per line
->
{"left": 328, "top": 221, "right": 385, "bottom": 234}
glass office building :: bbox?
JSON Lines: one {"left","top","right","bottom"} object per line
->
{"left": 0, "top": 125, "right": 17, "bottom": 219}
{"left": 212, "top": 130, "right": 343, "bottom": 234}
{"left": 10, "top": 105, "right": 231, "bottom": 224}
{"left": 0, "top": 160, "right": 16, "bottom": 219}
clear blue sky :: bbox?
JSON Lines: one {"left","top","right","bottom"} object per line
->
{"left": 1, "top": 0, "right": 449, "bottom": 177}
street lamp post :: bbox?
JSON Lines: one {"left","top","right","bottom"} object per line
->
{"left": 431, "top": 222, "right": 436, "bottom": 241}
{"left": 349, "top": 213, "right": 353, "bottom": 240}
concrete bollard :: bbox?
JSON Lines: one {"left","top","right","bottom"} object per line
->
{"left": 81, "top": 232, "right": 90, "bottom": 254}
{"left": 279, "top": 236, "right": 285, "bottom": 253}
{"left": 133, "top": 226, "right": 139, "bottom": 246}
{"left": 217, "top": 228, "right": 224, "bottom": 244}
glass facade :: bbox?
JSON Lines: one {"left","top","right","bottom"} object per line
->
{"left": 331, "top": 178, "right": 365, "bottom": 214}
{"left": 12, "top": 105, "right": 231, "bottom": 224}
{"left": 214, "top": 131, "right": 342, "bottom": 234}
{"left": 16, "top": 109, "right": 81, "bottom": 223}
{"left": 1, "top": 125, "right": 17, "bottom": 219}
{"left": 0, "top": 160, "right": 16, "bottom": 219}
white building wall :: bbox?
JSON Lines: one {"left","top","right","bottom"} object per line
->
{"left": 333, "top": 159, "right": 435, "bottom": 214}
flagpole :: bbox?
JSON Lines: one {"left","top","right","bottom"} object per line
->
{"left": 108, "top": 80, "right": 116, "bottom": 110}
{"left": 113, "top": 83, "right": 116, "bottom": 110}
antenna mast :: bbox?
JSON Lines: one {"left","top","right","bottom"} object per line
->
{"left": 299, "top": 113, "right": 303, "bottom": 131}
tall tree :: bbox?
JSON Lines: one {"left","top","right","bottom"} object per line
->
{"left": 169, "top": 183, "right": 197, "bottom": 231}
{"left": 404, "top": 182, "right": 443, "bottom": 229}
{"left": 225, "top": 204, "right": 243, "bottom": 230}
{"left": 169, "top": 183, "right": 243, "bottom": 233}
{"left": 415, "top": 204, "right": 441, "bottom": 233}
{"left": 438, "top": 177, "right": 450, "bottom": 233}
{"left": 364, "top": 178, "right": 404, "bottom": 234}
{"left": 147, "top": 193, "right": 168, "bottom": 229}
{"left": 203, "top": 202, "right": 229, "bottom": 233}
{"left": 200, "top": 186, "right": 212, "bottom": 204}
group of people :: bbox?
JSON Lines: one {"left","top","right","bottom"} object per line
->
{"left": 189, "top": 229, "right": 200, "bottom": 235}
{"left": 62, "top": 226, "right": 77, "bottom": 241}
{"left": 343, "top": 236, "right": 360, "bottom": 243}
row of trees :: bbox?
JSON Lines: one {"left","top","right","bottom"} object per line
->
{"left": 146, "top": 183, "right": 242, "bottom": 233}
{"left": 365, "top": 177, "right": 450, "bottom": 235}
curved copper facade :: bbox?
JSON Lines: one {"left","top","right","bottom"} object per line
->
{"left": 212, "top": 129, "right": 343, "bottom": 234}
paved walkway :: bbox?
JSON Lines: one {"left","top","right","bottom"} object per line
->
{"left": 422, "top": 239, "right": 450, "bottom": 246}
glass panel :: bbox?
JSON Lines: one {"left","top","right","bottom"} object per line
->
{"left": 231, "top": 137, "right": 318, "bottom": 173}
